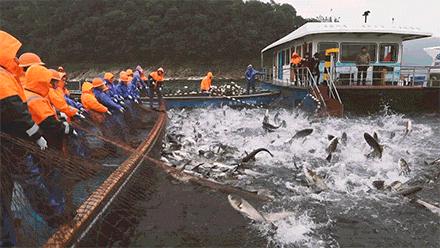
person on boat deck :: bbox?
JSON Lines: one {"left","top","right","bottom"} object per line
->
{"left": 245, "top": 65, "right": 263, "bottom": 94}
{"left": 312, "top": 53, "right": 321, "bottom": 84}
{"left": 0, "top": 31, "right": 48, "bottom": 247}
{"left": 24, "top": 64, "right": 78, "bottom": 227}
{"left": 48, "top": 69, "right": 82, "bottom": 122}
{"left": 356, "top": 46, "right": 371, "bottom": 86}
{"left": 290, "top": 52, "right": 302, "bottom": 85}
{"left": 147, "top": 67, "right": 165, "bottom": 109}
{"left": 104, "top": 72, "right": 125, "bottom": 105}
{"left": 131, "top": 65, "right": 145, "bottom": 100}
{"left": 17, "top": 52, "right": 45, "bottom": 86}
{"left": 200, "top": 71, "right": 213, "bottom": 95}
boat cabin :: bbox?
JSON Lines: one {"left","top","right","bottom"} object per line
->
{"left": 261, "top": 22, "right": 432, "bottom": 86}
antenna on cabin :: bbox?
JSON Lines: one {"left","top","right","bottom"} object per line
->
{"left": 362, "top": 10, "right": 370, "bottom": 23}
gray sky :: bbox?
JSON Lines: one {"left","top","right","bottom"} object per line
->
{"left": 265, "top": 0, "right": 440, "bottom": 36}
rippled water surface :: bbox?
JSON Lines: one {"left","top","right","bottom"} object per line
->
{"left": 163, "top": 107, "right": 440, "bottom": 247}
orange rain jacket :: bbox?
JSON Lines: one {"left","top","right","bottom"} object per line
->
{"left": 0, "top": 31, "right": 43, "bottom": 140}
{"left": 23, "top": 65, "right": 57, "bottom": 125}
{"left": 47, "top": 69, "right": 78, "bottom": 119}
{"left": 200, "top": 72, "right": 213, "bottom": 91}
{"left": 291, "top": 53, "right": 302, "bottom": 65}
{"left": 81, "top": 82, "right": 108, "bottom": 113}
{"left": 149, "top": 71, "right": 165, "bottom": 86}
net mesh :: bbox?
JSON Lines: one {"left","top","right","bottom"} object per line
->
{"left": 1, "top": 102, "right": 165, "bottom": 247}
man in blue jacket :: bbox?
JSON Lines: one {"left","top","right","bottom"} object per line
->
{"left": 130, "top": 65, "right": 145, "bottom": 100}
{"left": 92, "top": 78, "right": 128, "bottom": 140}
{"left": 245, "top": 64, "right": 263, "bottom": 94}
{"left": 104, "top": 72, "right": 125, "bottom": 106}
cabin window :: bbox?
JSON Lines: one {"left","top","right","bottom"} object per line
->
{"left": 285, "top": 49, "right": 290, "bottom": 65}
{"left": 317, "top": 42, "right": 339, "bottom": 59}
{"left": 379, "top": 43, "right": 398, "bottom": 63}
{"left": 280, "top": 50, "right": 286, "bottom": 65}
{"left": 340, "top": 43, "right": 377, "bottom": 63}
{"left": 296, "top": 46, "right": 302, "bottom": 56}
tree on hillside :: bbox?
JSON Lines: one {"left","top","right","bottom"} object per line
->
{"left": 0, "top": 0, "right": 309, "bottom": 66}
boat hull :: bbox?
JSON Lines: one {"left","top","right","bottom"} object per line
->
{"left": 148, "top": 92, "right": 281, "bottom": 109}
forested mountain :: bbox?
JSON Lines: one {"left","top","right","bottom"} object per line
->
{"left": 0, "top": 0, "right": 307, "bottom": 67}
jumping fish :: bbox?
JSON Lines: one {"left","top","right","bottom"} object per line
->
{"left": 326, "top": 137, "right": 339, "bottom": 162}
{"left": 398, "top": 158, "right": 411, "bottom": 175}
{"left": 413, "top": 199, "right": 440, "bottom": 217}
{"left": 263, "top": 121, "right": 285, "bottom": 131}
{"left": 341, "top": 132, "right": 348, "bottom": 145}
{"left": 364, "top": 132, "right": 383, "bottom": 159}
{"left": 404, "top": 120, "right": 412, "bottom": 137}
{"left": 227, "top": 195, "right": 292, "bottom": 223}
{"left": 286, "top": 129, "right": 313, "bottom": 143}
{"left": 241, "top": 148, "right": 274, "bottom": 163}
{"left": 373, "top": 132, "right": 380, "bottom": 143}
{"left": 303, "top": 167, "right": 329, "bottom": 191}
{"left": 228, "top": 194, "right": 268, "bottom": 222}
{"left": 424, "top": 157, "right": 440, "bottom": 165}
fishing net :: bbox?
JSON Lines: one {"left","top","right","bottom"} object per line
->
{"left": 0, "top": 102, "right": 165, "bottom": 247}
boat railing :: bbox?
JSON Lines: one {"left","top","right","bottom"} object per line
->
{"left": 326, "top": 67, "right": 343, "bottom": 104}
{"left": 263, "top": 65, "right": 440, "bottom": 87}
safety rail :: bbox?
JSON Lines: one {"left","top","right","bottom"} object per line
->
{"left": 326, "top": 67, "right": 343, "bottom": 105}
{"left": 263, "top": 65, "right": 440, "bottom": 87}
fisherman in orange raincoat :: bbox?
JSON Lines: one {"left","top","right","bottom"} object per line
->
{"left": 200, "top": 72, "right": 213, "bottom": 95}
{"left": 24, "top": 64, "right": 78, "bottom": 227}
{"left": 290, "top": 52, "right": 302, "bottom": 85}
{"left": 0, "top": 31, "right": 48, "bottom": 247}
{"left": 147, "top": 67, "right": 165, "bottom": 110}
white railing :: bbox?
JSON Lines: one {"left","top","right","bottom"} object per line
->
{"left": 263, "top": 65, "right": 440, "bottom": 88}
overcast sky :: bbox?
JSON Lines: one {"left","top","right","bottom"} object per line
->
{"left": 264, "top": 0, "right": 440, "bottom": 37}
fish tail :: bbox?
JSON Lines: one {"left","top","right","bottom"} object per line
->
{"left": 326, "top": 153, "right": 332, "bottom": 162}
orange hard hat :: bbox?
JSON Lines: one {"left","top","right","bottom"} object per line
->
{"left": 207, "top": 72, "right": 213, "bottom": 78}
{"left": 0, "top": 31, "right": 22, "bottom": 69}
{"left": 92, "top": 77, "right": 105, "bottom": 88}
{"left": 18, "top": 52, "right": 45, "bottom": 67}
{"left": 104, "top": 72, "right": 114, "bottom": 81}
{"left": 126, "top": 69, "right": 133, "bottom": 76}
{"left": 119, "top": 71, "right": 129, "bottom": 82}
{"left": 25, "top": 65, "right": 52, "bottom": 96}
{"left": 49, "top": 69, "right": 63, "bottom": 81}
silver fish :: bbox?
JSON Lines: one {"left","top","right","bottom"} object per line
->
{"left": 404, "top": 120, "right": 412, "bottom": 136}
{"left": 227, "top": 194, "right": 267, "bottom": 222}
{"left": 303, "top": 167, "right": 328, "bottom": 191}
{"left": 398, "top": 158, "right": 411, "bottom": 175}
{"left": 326, "top": 137, "right": 339, "bottom": 162}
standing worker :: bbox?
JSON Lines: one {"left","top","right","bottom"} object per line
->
{"left": 200, "top": 72, "right": 213, "bottom": 95}
{"left": 0, "top": 31, "right": 48, "bottom": 246}
{"left": 131, "top": 65, "right": 145, "bottom": 99}
{"left": 147, "top": 67, "right": 165, "bottom": 110}
{"left": 312, "top": 53, "right": 321, "bottom": 84}
{"left": 356, "top": 46, "right": 371, "bottom": 85}
{"left": 245, "top": 65, "right": 262, "bottom": 94}
{"left": 290, "top": 52, "right": 302, "bottom": 85}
